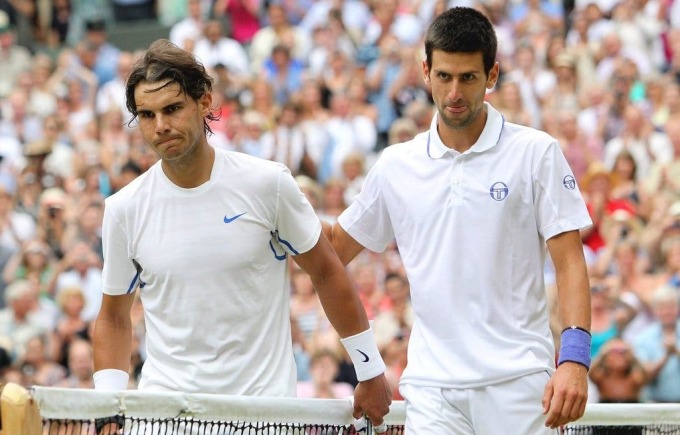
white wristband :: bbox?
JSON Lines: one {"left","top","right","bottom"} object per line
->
{"left": 340, "top": 328, "right": 386, "bottom": 382}
{"left": 93, "top": 369, "right": 129, "bottom": 391}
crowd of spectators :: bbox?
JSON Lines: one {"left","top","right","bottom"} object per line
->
{"left": 0, "top": 0, "right": 678, "bottom": 408}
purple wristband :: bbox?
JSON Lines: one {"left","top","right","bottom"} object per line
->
{"left": 558, "top": 327, "right": 591, "bottom": 369}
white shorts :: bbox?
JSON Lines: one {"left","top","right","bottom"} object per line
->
{"left": 400, "top": 371, "right": 559, "bottom": 435}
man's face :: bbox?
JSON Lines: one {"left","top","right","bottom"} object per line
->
{"left": 422, "top": 50, "right": 498, "bottom": 133}
{"left": 134, "top": 81, "right": 211, "bottom": 163}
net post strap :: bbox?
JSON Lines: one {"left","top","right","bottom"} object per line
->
{"left": 1, "top": 382, "right": 42, "bottom": 435}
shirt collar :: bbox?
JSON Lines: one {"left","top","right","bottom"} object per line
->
{"left": 426, "top": 102, "right": 505, "bottom": 159}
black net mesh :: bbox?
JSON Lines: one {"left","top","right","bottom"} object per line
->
{"left": 564, "top": 426, "right": 680, "bottom": 435}
{"left": 43, "top": 417, "right": 407, "bottom": 434}
{"left": 42, "top": 418, "right": 680, "bottom": 434}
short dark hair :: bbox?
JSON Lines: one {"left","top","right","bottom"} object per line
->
{"left": 424, "top": 7, "right": 497, "bottom": 76}
{"left": 125, "top": 39, "right": 219, "bottom": 135}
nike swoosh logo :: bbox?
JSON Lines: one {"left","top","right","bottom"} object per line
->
{"left": 224, "top": 212, "right": 247, "bottom": 223}
{"left": 357, "top": 349, "right": 369, "bottom": 363}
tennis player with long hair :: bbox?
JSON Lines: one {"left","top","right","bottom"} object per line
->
{"left": 92, "top": 39, "right": 391, "bottom": 434}
{"left": 324, "top": 7, "right": 592, "bottom": 434}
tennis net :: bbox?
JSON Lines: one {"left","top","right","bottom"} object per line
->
{"left": 29, "top": 387, "right": 680, "bottom": 434}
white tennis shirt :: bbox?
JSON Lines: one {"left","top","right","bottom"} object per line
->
{"left": 339, "top": 103, "right": 592, "bottom": 388}
{"left": 102, "top": 148, "right": 321, "bottom": 395}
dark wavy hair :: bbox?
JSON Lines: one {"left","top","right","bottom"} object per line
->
{"left": 424, "top": 7, "right": 497, "bottom": 76}
{"left": 125, "top": 39, "right": 219, "bottom": 135}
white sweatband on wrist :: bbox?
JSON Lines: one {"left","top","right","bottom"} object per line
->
{"left": 340, "top": 328, "right": 386, "bottom": 382}
{"left": 93, "top": 369, "right": 129, "bottom": 391}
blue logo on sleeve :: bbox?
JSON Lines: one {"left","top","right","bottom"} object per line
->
{"left": 563, "top": 175, "right": 576, "bottom": 190}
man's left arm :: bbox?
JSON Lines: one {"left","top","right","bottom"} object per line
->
{"left": 543, "top": 230, "right": 591, "bottom": 429}
{"left": 294, "top": 233, "right": 392, "bottom": 429}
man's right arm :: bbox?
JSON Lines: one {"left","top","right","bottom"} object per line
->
{"left": 321, "top": 221, "right": 366, "bottom": 266}
{"left": 93, "top": 293, "right": 136, "bottom": 382}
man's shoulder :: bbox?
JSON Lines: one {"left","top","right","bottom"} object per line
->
{"left": 500, "top": 120, "right": 554, "bottom": 144}
{"left": 106, "top": 165, "right": 156, "bottom": 208}
{"left": 218, "top": 148, "right": 286, "bottom": 173}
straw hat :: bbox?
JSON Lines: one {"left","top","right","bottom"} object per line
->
{"left": 580, "top": 162, "right": 615, "bottom": 191}
{"left": 23, "top": 139, "right": 53, "bottom": 158}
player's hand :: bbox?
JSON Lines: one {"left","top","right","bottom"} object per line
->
{"left": 352, "top": 374, "right": 392, "bottom": 430}
{"left": 542, "top": 362, "right": 588, "bottom": 429}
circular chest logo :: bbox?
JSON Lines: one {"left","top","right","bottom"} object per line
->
{"left": 489, "top": 182, "right": 509, "bottom": 201}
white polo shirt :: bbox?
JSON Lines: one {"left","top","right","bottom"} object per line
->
{"left": 102, "top": 148, "right": 321, "bottom": 396}
{"left": 338, "top": 103, "right": 591, "bottom": 388}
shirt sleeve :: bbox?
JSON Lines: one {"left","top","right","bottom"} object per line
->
{"left": 338, "top": 156, "right": 395, "bottom": 253}
{"left": 534, "top": 141, "right": 593, "bottom": 241}
{"left": 273, "top": 166, "right": 322, "bottom": 256}
{"left": 101, "top": 200, "right": 142, "bottom": 296}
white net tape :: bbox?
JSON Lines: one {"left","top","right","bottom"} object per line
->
{"left": 30, "top": 387, "right": 680, "bottom": 434}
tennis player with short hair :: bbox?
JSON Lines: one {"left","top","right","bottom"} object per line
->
{"left": 92, "top": 39, "right": 390, "bottom": 433}
{"left": 324, "top": 7, "right": 592, "bottom": 434}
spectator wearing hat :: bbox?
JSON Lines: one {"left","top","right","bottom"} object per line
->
{"left": 543, "top": 52, "right": 581, "bottom": 113}
{"left": 580, "top": 162, "right": 618, "bottom": 255}
{"left": 23, "top": 115, "right": 75, "bottom": 188}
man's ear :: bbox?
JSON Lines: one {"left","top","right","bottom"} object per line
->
{"left": 422, "top": 59, "right": 431, "bottom": 85}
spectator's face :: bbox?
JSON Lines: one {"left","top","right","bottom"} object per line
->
{"left": 385, "top": 278, "right": 409, "bottom": 303}
{"left": 423, "top": 50, "right": 498, "bottom": 133}
{"left": 268, "top": 6, "right": 287, "bottom": 27}
{"left": 189, "top": 0, "right": 202, "bottom": 19}
{"left": 23, "top": 337, "right": 45, "bottom": 364}
{"left": 69, "top": 343, "right": 93, "bottom": 380}
{"left": 62, "top": 293, "right": 85, "bottom": 317}
{"left": 654, "top": 298, "right": 679, "bottom": 328}
{"left": 204, "top": 22, "right": 222, "bottom": 43}
{"left": 311, "top": 355, "right": 338, "bottom": 385}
